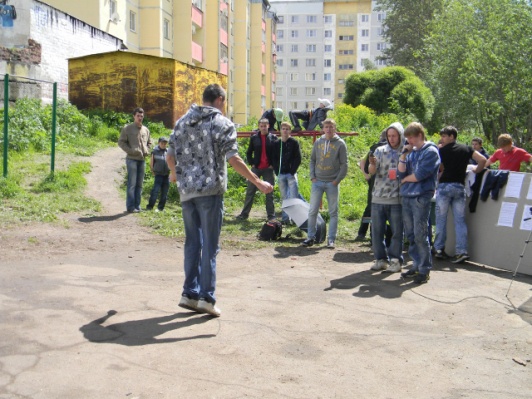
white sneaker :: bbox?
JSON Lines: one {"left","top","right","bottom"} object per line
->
{"left": 387, "top": 258, "right": 402, "bottom": 273}
{"left": 326, "top": 240, "right": 335, "bottom": 249}
{"left": 370, "top": 259, "right": 389, "bottom": 271}
{"left": 178, "top": 295, "right": 199, "bottom": 312}
{"left": 197, "top": 299, "right": 221, "bottom": 317}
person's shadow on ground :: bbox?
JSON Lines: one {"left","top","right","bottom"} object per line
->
{"left": 324, "top": 269, "right": 415, "bottom": 299}
{"left": 80, "top": 310, "right": 216, "bottom": 345}
{"left": 78, "top": 212, "right": 131, "bottom": 223}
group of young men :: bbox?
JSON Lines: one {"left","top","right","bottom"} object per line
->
{"left": 118, "top": 84, "right": 531, "bottom": 316}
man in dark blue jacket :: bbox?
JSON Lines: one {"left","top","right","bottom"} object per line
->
{"left": 289, "top": 99, "right": 332, "bottom": 132}
{"left": 260, "top": 108, "right": 284, "bottom": 132}
{"left": 236, "top": 118, "right": 279, "bottom": 220}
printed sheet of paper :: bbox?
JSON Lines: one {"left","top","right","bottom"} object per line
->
{"left": 504, "top": 173, "right": 524, "bottom": 198}
{"left": 497, "top": 202, "right": 517, "bottom": 227}
{"left": 520, "top": 204, "right": 532, "bottom": 231}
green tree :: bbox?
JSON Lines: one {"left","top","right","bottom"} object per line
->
{"left": 425, "top": 0, "right": 532, "bottom": 144}
{"left": 343, "top": 66, "right": 434, "bottom": 123}
{"left": 376, "top": 0, "right": 444, "bottom": 77}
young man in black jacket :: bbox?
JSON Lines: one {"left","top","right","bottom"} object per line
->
{"left": 236, "top": 118, "right": 279, "bottom": 220}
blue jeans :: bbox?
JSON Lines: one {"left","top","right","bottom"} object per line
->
{"left": 402, "top": 196, "right": 433, "bottom": 275}
{"left": 435, "top": 183, "right": 468, "bottom": 254}
{"left": 126, "top": 158, "right": 145, "bottom": 211}
{"left": 308, "top": 180, "right": 338, "bottom": 241}
{"left": 277, "top": 173, "right": 299, "bottom": 222}
{"left": 371, "top": 203, "right": 404, "bottom": 263}
{"left": 181, "top": 195, "right": 224, "bottom": 304}
{"left": 241, "top": 167, "right": 275, "bottom": 219}
{"left": 147, "top": 174, "right": 170, "bottom": 210}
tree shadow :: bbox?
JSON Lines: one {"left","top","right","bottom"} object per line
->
{"left": 78, "top": 212, "right": 131, "bottom": 223}
{"left": 324, "top": 269, "right": 416, "bottom": 299}
{"left": 79, "top": 310, "right": 216, "bottom": 345}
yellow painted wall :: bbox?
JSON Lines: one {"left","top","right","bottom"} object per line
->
{"left": 249, "top": 2, "right": 264, "bottom": 120}
{"left": 68, "top": 51, "right": 227, "bottom": 127}
{"left": 232, "top": 1, "right": 249, "bottom": 125}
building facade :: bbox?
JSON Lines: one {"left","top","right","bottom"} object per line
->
{"left": 270, "top": 0, "right": 386, "bottom": 113}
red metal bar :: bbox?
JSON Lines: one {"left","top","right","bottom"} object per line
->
{"left": 236, "top": 131, "right": 358, "bottom": 143}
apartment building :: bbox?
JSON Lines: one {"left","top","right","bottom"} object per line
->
{"left": 28, "top": 0, "right": 277, "bottom": 124}
{"left": 270, "top": 0, "right": 386, "bottom": 111}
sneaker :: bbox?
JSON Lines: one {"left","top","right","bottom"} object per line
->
{"left": 451, "top": 253, "right": 470, "bottom": 264}
{"left": 370, "top": 259, "right": 389, "bottom": 271}
{"left": 178, "top": 295, "right": 199, "bottom": 312}
{"left": 155, "top": 209, "right": 161, "bottom": 213}
{"left": 133, "top": 208, "right": 141, "bottom": 213}
{"left": 326, "top": 240, "right": 335, "bottom": 249}
{"left": 434, "top": 249, "right": 448, "bottom": 259}
{"left": 197, "top": 299, "right": 221, "bottom": 317}
{"left": 401, "top": 269, "right": 418, "bottom": 279}
{"left": 386, "top": 258, "right": 402, "bottom": 273}
{"left": 292, "top": 126, "right": 302, "bottom": 132}
{"left": 302, "top": 238, "right": 315, "bottom": 247}
{"left": 354, "top": 235, "right": 366, "bottom": 242}
{"left": 235, "top": 214, "right": 248, "bottom": 221}
{"left": 413, "top": 273, "right": 430, "bottom": 284}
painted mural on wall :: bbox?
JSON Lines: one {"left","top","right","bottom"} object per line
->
{"left": 0, "top": 0, "right": 17, "bottom": 27}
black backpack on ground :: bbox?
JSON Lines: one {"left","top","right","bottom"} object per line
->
{"left": 258, "top": 220, "right": 283, "bottom": 241}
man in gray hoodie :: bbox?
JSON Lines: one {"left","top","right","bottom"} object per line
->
{"left": 302, "top": 119, "right": 348, "bottom": 248}
{"left": 167, "top": 84, "right": 273, "bottom": 317}
{"left": 367, "top": 122, "right": 405, "bottom": 272}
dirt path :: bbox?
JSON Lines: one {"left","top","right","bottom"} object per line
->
{"left": 0, "top": 147, "right": 531, "bottom": 399}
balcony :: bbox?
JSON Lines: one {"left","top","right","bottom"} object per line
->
{"left": 261, "top": 63, "right": 266, "bottom": 75}
{"left": 220, "top": 60, "right": 228, "bottom": 75}
{"left": 192, "top": 5, "right": 203, "bottom": 28}
{"left": 261, "top": 85, "right": 265, "bottom": 96}
{"left": 192, "top": 41, "right": 203, "bottom": 63}
{"left": 220, "top": 28, "right": 228, "bottom": 46}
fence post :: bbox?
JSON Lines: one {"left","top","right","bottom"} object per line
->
{"left": 51, "top": 82, "right": 57, "bottom": 173}
{"left": 3, "top": 74, "right": 8, "bottom": 178}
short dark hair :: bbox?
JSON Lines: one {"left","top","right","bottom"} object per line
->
{"left": 203, "top": 84, "right": 226, "bottom": 104}
{"left": 472, "top": 137, "right": 483, "bottom": 145}
{"left": 133, "top": 107, "right": 144, "bottom": 115}
{"left": 258, "top": 118, "right": 269, "bottom": 125}
{"left": 440, "top": 126, "right": 458, "bottom": 139}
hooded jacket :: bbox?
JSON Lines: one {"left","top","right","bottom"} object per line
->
{"left": 372, "top": 122, "right": 405, "bottom": 205}
{"left": 169, "top": 104, "right": 239, "bottom": 202}
{"left": 310, "top": 134, "right": 348, "bottom": 183}
{"left": 397, "top": 141, "right": 440, "bottom": 198}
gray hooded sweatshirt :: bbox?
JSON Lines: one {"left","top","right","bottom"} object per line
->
{"left": 371, "top": 122, "right": 405, "bottom": 205}
{"left": 310, "top": 133, "right": 348, "bottom": 183}
{"left": 169, "top": 104, "right": 239, "bottom": 202}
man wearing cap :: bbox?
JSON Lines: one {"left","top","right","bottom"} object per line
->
{"left": 260, "top": 108, "right": 284, "bottom": 132}
{"left": 146, "top": 136, "right": 170, "bottom": 212}
{"left": 289, "top": 99, "right": 333, "bottom": 132}
{"left": 118, "top": 107, "right": 152, "bottom": 213}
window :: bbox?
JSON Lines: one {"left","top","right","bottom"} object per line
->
{"left": 377, "top": 59, "right": 387, "bottom": 66}
{"left": 290, "top": 59, "right": 298, "bottom": 67}
{"left": 163, "top": 19, "right": 170, "bottom": 39}
{"left": 361, "top": 44, "right": 369, "bottom": 51}
{"left": 361, "top": 14, "right": 369, "bottom": 22}
{"left": 337, "top": 93, "right": 343, "bottom": 99}
{"left": 339, "top": 64, "right": 354, "bottom": 70}
{"left": 290, "top": 87, "right": 298, "bottom": 96}
{"left": 278, "top": 74, "right": 284, "bottom": 82}
{"left": 377, "top": 43, "right": 386, "bottom": 51}
{"left": 377, "top": 13, "right": 385, "bottom": 22}
{"left": 305, "top": 73, "right": 316, "bottom": 81}
{"left": 360, "top": 58, "right": 368, "bottom": 66}
{"left": 291, "top": 44, "right": 298, "bottom": 53}
{"left": 277, "top": 30, "right": 284, "bottom": 39}
{"left": 339, "top": 21, "right": 354, "bottom": 27}
{"left": 306, "top": 44, "right": 316, "bottom": 52}
{"left": 291, "top": 15, "right": 299, "bottom": 23}
{"left": 324, "top": 73, "right": 331, "bottom": 81}
{"left": 290, "top": 73, "right": 299, "bottom": 81}
{"left": 276, "top": 87, "right": 283, "bottom": 96}
{"left": 339, "top": 49, "right": 354, "bottom": 55}
{"left": 306, "top": 58, "right": 316, "bottom": 67}
{"left": 291, "top": 30, "right": 298, "bottom": 38}
{"left": 278, "top": 16, "right": 284, "bottom": 24}
{"left": 361, "top": 29, "right": 369, "bottom": 37}
{"left": 277, "top": 44, "right": 284, "bottom": 52}
{"left": 338, "top": 79, "right": 344, "bottom": 84}
{"left": 378, "top": 28, "right": 384, "bottom": 36}
{"left": 324, "top": 30, "right": 332, "bottom": 38}
{"left": 324, "top": 15, "right": 333, "bottom": 24}
{"left": 276, "top": 59, "right": 283, "bottom": 67}
{"left": 324, "top": 59, "right": 332, "bottom": 67}
{"left": 323, "top": 88, "right": 332, "bottom": 96}
{"left": 306, "top": 87, "right": 316, "bottom": 95}
{"left": 291, "top": 102, "right": 298, "bottom": 109}
{"left": 129, "top": 11, "right": 136, "bottom": 32}
{"left": 324, "top": 45, "right": 332, "bottom": 52}
{"left": 339, "top": 35, "right": 354, "bottom": 41}
{"left": 306, "top": 29, "right": 317, "bottom": 38}
{"left": 109, "top": 0, "right": 117, "bottom": 18}
{"left": 307, "top": 15, "right": 317, "bottom": 23}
